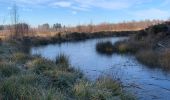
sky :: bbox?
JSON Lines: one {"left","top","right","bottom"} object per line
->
{"left": 0, "top": 0, "right": 170, "bottom": 26}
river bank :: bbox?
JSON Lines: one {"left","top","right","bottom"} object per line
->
{"left": 96, "top": 22, "right": 170, "bottom": 70}
{"left": 31, "top": 36, "right": 170, "bottom": 100}
{"left": 17, "top": 31, "right": 135, "bottom": 47}
{"left": 0, "top": 36, "right": 134, "bottom": 99}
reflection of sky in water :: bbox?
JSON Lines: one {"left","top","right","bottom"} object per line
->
{"left": 31, "top": 37, "right": 170, "bottom": 100}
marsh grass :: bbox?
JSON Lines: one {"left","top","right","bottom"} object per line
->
{"left": 46, "top": 71, "right": 77, "bottom": 91}
{"left": 0, "top": 74, "right": 39, "bottom": 100}
{"left": 109, "top": 23, "right": 170, "bottom": 70}
{"left": 136, "top": 50, "right": 159, "bottom": 67}
{"left": 30, "top": 58, "right": 55, "bottom": 74}
{"left": 73, "top": 77, "right": 135, "bottom": 100}
{"left": 11, "top": 52, "right": 30, "bottom": 63}
{"left": 96, "top": 41, "right": 114, "bottom": 55}
{"left": 55, "top": 54, "right": 70, "bottom": 71}
{"left": 0, "top": 39, "right": 134, "bottom": 100}
{"left": 159, "top": 49, "right": 170, "bottom": 69}
{"left": 0, "top": 74, "right": 67, "bottom": 100}
{"left": 0, "top": 62, "right": 20, "bottom": 77}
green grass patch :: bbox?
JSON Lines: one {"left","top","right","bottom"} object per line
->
{"left": 0, "top": 62, "right": 20, "bottom": 78}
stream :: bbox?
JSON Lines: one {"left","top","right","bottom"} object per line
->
{"left": 31, "top": 37, "right": 170, "bottom": 100}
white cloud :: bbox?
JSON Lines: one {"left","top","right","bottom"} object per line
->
{"left": 12, "top": 0, "right": 52, "bottom": 5}
{"left": 132, "top": 8, "right": 170, "bottom": 19}
{"left": 7, "top": 7, "right": 12, "bottom": 10}
{"left": 74, "top": 0, "right": 130, "bottom": 10}
{"left": 72, "top": 11, "right": 77, "bottom": 15}
{"left": 52, "top": 1, "right": 72, "bottom": 8}
{"left": 162, "top": 0, "right": 170, "bottom": 5}
{"left": 22, "top": 8, "right": 32, "bottom": 12}
{"left": 2, "top": 0, "right": 151, "bottom": 9}
{"left": 1, "top": 0, "right": 166, "bottom": 12}
{"left": 73, "top": 0, "right": 152, "bottom": 10}
{"left": 71, "top": 6, "right": 89, "bottom": 11}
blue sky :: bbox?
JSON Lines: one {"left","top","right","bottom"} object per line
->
{"left": 0, "top": 0, "right": 170, "bottom": 26}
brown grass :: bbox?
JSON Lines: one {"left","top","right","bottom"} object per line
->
{"left": 136, "top": 50, "right": 159, "bottom": 67}
{"left": 160, "top": 49, "right": 170, "bottom": 69}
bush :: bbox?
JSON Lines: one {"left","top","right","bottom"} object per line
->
{"left": 150, "top": 24, "right": 168, "bottom": 34}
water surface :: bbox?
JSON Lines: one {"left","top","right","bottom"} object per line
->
{"left": 31, "top": 37, "right": 170, "bottom": 100}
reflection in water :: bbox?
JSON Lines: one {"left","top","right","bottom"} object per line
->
{"left": 31, "top": 37, "right": 170, "bottom": 100}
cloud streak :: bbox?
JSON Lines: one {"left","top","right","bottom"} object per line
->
{"left": 1, "top": 0, "right": 158, "bottom": 11}
{"left": 132, "top": 8, "right": 170, "bottom": 19}
{"left": 52, "top": 1, "right": 72, "bottom": 8}
{"left": 1, "top": 0, "right": 170, "bottom": 20}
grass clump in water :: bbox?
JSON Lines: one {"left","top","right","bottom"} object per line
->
{"left": 96, "top": 41, "right": 114, "bottom": 55}
{"left": 55, "top": 54, "right": 70, "bottom": 71}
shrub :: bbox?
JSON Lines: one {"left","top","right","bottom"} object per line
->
{"left": 150, "top": 24, "right": 168, "bottom": 34}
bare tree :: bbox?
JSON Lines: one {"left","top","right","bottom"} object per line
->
{"left": 88, "top": 21, "right": 93, "bottom": 33}
{"left": 76, "top": 25, "right": 82, "bottom": 32}
{"left": 10, "top": 4, "right": 19, "bottom": 38}
{"left": 11, "top": 4, "right": 19, "bottom": 36}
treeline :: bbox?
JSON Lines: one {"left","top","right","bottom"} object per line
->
{"left": 66, "top": 19, "right": 164, "bottom": 33}
{"left": 0, "top": 19, "right": 165, "bottom": 38}
{"left": 0, "top": 23, "right": 30, "bottom": 38}
{"left": 35, "top": 19, "right": 164, "bottom": 33}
